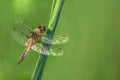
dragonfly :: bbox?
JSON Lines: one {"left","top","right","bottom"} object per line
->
{"left": 11, "top": 17, "right": 69, "bottom": 64}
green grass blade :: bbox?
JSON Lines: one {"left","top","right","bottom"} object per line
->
{"left": 32, "top": 0, "right": 65, "bottom": 80}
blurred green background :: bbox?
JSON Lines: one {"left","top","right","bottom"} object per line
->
{"left": 0, "top": 0, "right": 120, "bottom": 80}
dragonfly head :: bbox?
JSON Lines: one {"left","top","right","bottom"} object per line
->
{"left": 38, "top": 25, "right": 46, "bottom": 32}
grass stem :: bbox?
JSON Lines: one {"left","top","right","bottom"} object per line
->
{"left": 32, "top": 0, "right": 65, "bottom": 80}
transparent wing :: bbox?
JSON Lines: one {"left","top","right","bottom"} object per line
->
{"left": 11, "top": 27, "right": 27, "bottom": 45}
{"left": 11, "top": 17, "right": 32, "bottom": 45}
{"left": 40, "top": 34, "right": 69, "bottom": 45}
{"left": 15, "top": 16, "right": 32, "bottom": 36}
{"left": 31, "top": 43, "right": 63, "bottom": 56}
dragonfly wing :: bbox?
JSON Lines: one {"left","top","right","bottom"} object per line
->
{"left": 11, "top": 27, "right": 27, "bottom": 45}
{"left": 48, "top": 46, "right": 63, "bottom": 56}
{"left": 11, "top": 17, "right": 32, "bottom": 45}
{"left": 15, "top": 16, "right": 32, "bottom": 36}
{"left": 40, "top": 34, "right": 69, "bottom": 45}
{"left": 31, "top": 43, "right": 42, "bottom": 54}
{"left": 31, "top": 43, "right": 63, "bottom": 56}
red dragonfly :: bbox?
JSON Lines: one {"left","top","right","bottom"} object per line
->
{"left": 11, "top": 17, "right": 68, "bottom": 64}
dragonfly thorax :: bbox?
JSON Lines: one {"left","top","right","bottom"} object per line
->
{"left": 31, "top": 31, "right": 40, "bottom": 43}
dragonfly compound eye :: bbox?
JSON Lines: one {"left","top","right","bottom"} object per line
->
{"left": 39, "top": 25, "right": 46, "bottom": 31}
